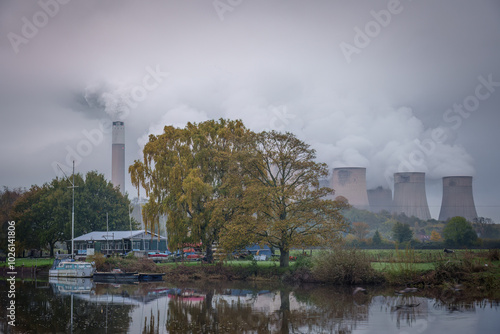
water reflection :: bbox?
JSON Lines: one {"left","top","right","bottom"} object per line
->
{"left": 0, "top": 279, "right": 499, "bottom": 333}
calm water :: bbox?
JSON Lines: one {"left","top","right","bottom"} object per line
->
{"left": 0, "top": 278, "right": 499, "bottom": 333}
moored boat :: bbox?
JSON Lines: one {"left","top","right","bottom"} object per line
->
{"left": 93, "top": 268, "right": 139, "bottom": 283}
{"left": 138, "top": 273, "right": 165, "bottom": 282}
{"left": 49, "top": 258, "right": 95, "bottom": 278}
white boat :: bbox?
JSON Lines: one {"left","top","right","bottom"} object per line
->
{"left": 49, "top": 258, "right": 95, "bottom": 277}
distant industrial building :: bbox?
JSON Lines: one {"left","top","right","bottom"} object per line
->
{"left": 331, "top": 167, "right": 370, "bottom": 210}
{"left": 367, "top": 186, "right": 393, "bottom": 213}
{"left": 112, "top": 121, "right": 125, "bottom": 194}
{"left": 393, "top": 172, "right": 431, "bottom": 221}
{"left": 438, "top": 176, "right": 478, "bottom": 222}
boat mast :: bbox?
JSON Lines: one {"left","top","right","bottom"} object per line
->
{"left": 58, "top": 161, "right": 77, "bottom": 259}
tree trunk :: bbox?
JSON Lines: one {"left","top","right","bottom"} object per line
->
{"left": 49, "top": 242, "right": 55, "bottom": 258}
{"left": 205, "top": 242, "right": 213, "bottom": 264}
{"left": 279, "top": 248, "right": 289, "bottom": 267}
{"left": 280, "top": 290, "right": 290, "bottom": 333}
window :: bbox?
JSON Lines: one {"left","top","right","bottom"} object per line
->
{"left": 145, "top": 242, "right": 149, "bottom": 250}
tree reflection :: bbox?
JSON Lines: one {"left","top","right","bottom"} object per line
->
{"left": 0, "top": 280, "right": 135, "bottom": 333}
{"left": 2, "top": 280, "right": 499, "bottom": 334}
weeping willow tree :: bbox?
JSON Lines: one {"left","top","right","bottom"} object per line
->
{"left": 129, "top": 119, "right": 252, "bottom": 262}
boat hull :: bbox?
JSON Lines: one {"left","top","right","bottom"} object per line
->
{"left": 138, "top": 273, "right": 165, "bottom": 282}
{"left": 93, "top": 272, "right": 139, "bottom": 283}
{"left": 49, "top": 260, "right": 95, "bottom": 278}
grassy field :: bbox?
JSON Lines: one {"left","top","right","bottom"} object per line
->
{"left": 0, "top": 258, "right": 53, "bottom": 267}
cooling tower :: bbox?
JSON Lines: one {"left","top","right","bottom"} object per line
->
{"left": 393, "top": 172, "right": 431, "bottom": 220}
{"left": 112, "top": 121, "right": 125, "bottom": 194}
{"left": 438, "top": 176, "right": 478, "bottom": 222}
{"left": 368, "top": 186, "right": 393, "bottom": 213}
{"left": 332, "top": 167, "right": 370, "bottom": 210}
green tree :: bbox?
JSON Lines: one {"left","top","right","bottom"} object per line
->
{"left": 234, "top": 131, "right": 349, "bottom": 267}
{"left": 0, "top": 187, "right": 24, "bottom": 253}
{"left": 443, "top": 216, "right": 478, "bottom": 247}
{"left": 129, "top": 119, "right": 251, "bottom": 262}
{"left": 372, "top": 230, "right": 382, "bottom": 246}
{"left": 13, "top": 172, "right": 135, "bottom": 256}
{"left": 75, "top": 171, "right": 135, "bottom": 236}
{"left": 472, "top": 217, "right": 500, "bottom": 239}
{"left": 391, "top": 222, "right": 413, "bottom": 243}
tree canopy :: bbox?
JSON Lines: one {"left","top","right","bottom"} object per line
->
{"left": 391, "top": 222, "right": 413, "bottom": 244}
{"left": 443, "top": 216, "right": 478, "bottom": 247}
{"left": 129, "top": 119, "right": 252, "bottom": 262}
{"left": 0, "top": 187, "right": 24, "bottom": 254}
{"left": 12, "top": 171, "right": 136, "bottom": 256}
{"left": 227, "top": 130, "right": 349, "bottom": 267}
{"left": 130, "top": 121, "right": 349, "bottom": 267}
{"left": 372, "top": 230, "right": 382, "bottom": 246}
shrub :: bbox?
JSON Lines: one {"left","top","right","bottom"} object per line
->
{"left": 487, "top": 249, "right": 500, "bottom": 261}
{"left": 311, "top": 247, "right": 379, "bottom": 284}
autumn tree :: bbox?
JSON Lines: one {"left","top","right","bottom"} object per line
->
{"left": 430, "top": 230, "right": 442, "bottom": 242}
{"left": 129, "top": 119, "right": 252, "bottom": 262}
{"left": 351, "top": 222, "right": 370, "bottom": 240}
{"left": 234, "top": 131, "right": 349, "bottom": 267}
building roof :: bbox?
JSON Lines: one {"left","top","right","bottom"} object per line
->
{"left": 73, "top": 230, "right": 166, "bottom": 242}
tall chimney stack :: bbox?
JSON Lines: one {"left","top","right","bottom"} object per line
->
{"left": 112, "top": 121, "right": 125, "bottom": 194}
{"left": 393, "top": 172, "right": 431, "bottom": 220}
{"left": 332, "top": 167, "right": 370, "bottom": 210}
{"left": 438, "top": 176, "right": 478, "bottom": 222}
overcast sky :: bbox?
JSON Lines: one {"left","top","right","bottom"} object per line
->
{"left": 1, "top": 0, "right": 499, "bottom": 221}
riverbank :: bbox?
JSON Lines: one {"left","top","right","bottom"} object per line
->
{"left": 2, "top": 249, "right": 499, "bottom": 293}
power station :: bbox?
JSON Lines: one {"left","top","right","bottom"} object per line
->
{"left": 109, "top": 120, "right": 481, "bottom": 223}
{"left": 393, "top": 172, "right": 431, "bottom": 221}
{"left": 331, "top": 167, "right": 370, "bottom": 210}
{"left": 111, "top": 121, "right": 125, "bottom": 194}
{"left": 367, "top": 186, "right": 393, "bottom": 213}
{"left": 438, "top": 176, "right": 478, "bottom": 222}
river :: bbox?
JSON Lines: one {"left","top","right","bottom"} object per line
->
{"left": 0, "top": 278, "right": 499, "bottom": 333}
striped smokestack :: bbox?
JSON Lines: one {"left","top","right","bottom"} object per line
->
{"left": 332, "top": 167, "right": 370, "bottom": 210}
{"left": 112, "top": 121, "right": 125, "bottom": 194}
{"left": 438, "top": 176, "right": 478, "bottom": 222}
{"left": 393, "top": 172, "right": 431, "bottom": 220}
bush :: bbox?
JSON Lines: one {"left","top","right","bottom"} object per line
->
{"left": 311, "top": 247, "right": 379, "bottom": 284}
